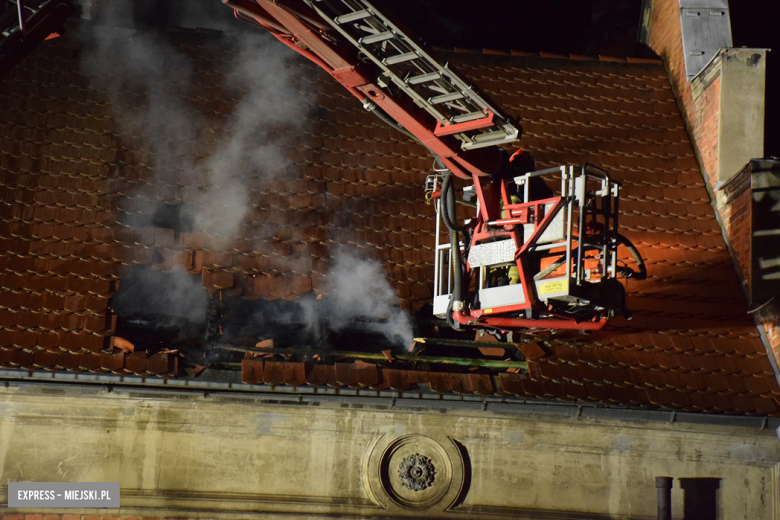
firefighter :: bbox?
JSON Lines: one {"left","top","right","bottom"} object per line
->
{"left": 492, "top": 149, "right": 553, "bottom": 287}
{"left": 507, "top": 149, "right": 553, "bottom": 201}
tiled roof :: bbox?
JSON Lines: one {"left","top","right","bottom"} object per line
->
{"left": 238, "top": 356, "right": 780, "bottom": 416}
{"left": 0, "top": 23, "right": 778, "bottom": 415}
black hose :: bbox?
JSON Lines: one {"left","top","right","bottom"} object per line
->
{"left": 370, "top": 106, "right": 417, "bottom": 141}
{"left": 443, "top": 174, "right": 469, "bottom": 329}
{"left": 616, "top": 233, "right": 647, "bottom": 280}
{"left": 445, "top": 229, "right": 462, "bottom": 331}
{"left": 441, "top": 172, "right": 467, "bottom": 233}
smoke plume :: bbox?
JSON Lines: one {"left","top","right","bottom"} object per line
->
{"left": 321, "top": 251, "right": 413, "bottom": 346}
{"left": 76, "top": 5, "right": 414, "bottom": 349}
{"left": 184, "top": 32, "right": 306, "bottom": 246}
{"left": 224, "top": 250, "right": 414, "bottom": 348}
{"left": 112, "top": 266, "right": 208, "bottom": 322}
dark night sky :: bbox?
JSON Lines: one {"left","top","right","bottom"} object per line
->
{"left": 372, "top": 0, "right": 642, "bottom": 56}
{"left": 730, "top": 1, "right": 780, "bottom": 157}
{"left": 154, "top": 0, "right": 644, "bottom": 57}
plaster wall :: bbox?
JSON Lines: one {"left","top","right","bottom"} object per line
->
{"left": 717, "top": 48, "right": 767, "bottom": 183}
{"left": 1, "top": 383, "right": 779, "bottom": 519}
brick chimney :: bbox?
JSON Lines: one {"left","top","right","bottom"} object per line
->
{"left": 643, "top": 0, "right": 779, "bottom": 369}
{"left": 644, "top": 0, "right": 768, "bottom": 187}
{"left": 703, "top": 48, "right": 767, "bottom": 187}
{"left": 721, "top": 160, "right": 780, "bottom": 358}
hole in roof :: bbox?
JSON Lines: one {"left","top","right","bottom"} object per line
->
{"left": 217, "top": 292, "right": 408, "bottom": 353}
{"left": 151, "top": 203, "right": 194, "bottom": 234}
{"left": 110, "top": 267, "right": 520, "bottom": 380}
{"left": 111, "top": 265, "right": 418, "bottom": 366}
{"left": 119, "top": 201, "right": 194, "bottom": 235}
{"left": 112, "top": 265, "right": 208, "bottom": 351}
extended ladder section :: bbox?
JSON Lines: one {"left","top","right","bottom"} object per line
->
{"left": 305, "top": 0, "right": 519, "bottom": 150}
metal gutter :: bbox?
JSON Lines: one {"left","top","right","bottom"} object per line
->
{"left": 2, "top": 368, "right": 777, "bottom": 430}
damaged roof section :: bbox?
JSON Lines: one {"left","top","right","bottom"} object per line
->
{"left": 0, "top": 22, "right": 778, "bottom": 415}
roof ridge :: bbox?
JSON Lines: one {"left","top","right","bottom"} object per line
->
{"left": 434, "top": 46, "right": 662, "bottom": 65}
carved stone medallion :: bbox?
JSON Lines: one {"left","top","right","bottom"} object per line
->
{"left": 398, "top": 453, "right": 436, "bottom": 491}
{"left": 362, "top": 433, "right": 469, "bottom": 512}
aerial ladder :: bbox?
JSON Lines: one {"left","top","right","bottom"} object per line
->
{"left": 222, "top": 0, "right": 646, "bottom": 334}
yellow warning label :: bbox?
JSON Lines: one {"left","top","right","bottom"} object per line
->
{"left": 538, "top": 278, "right": 569, "bottom": 296}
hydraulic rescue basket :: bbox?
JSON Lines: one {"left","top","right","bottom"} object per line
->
{"left": 429, "top": 164, "right": 642, "bottom": 332}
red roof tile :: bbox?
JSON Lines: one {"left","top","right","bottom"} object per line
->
{"left": 241, "top": 359, "right": 263, "bottom": 385}
{"left": 306, "top": 364, "right": 339, "bottom": 388}
{"left": 283, "top": 361, "right": 306, "bottom": 387}
{"left": 0, "top": 24, "right": 777, "bottom": 415}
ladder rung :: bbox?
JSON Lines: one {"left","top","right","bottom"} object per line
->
{"left": 429, "top": 92, "right": 464, "bottom": 104}
{"left": 462, "top": 133, "right": 519, "bottom": 150}
{"left": 434, "top": 110, "right": 494, "bottom": 136}
{"left": 385, "top": 51, "right": 418, "bottom": 65}
{"left": 335, "top": 9, "right": 372, "bottom": 24}
{"left": 473, "top": 130, "right": 510, "bottom": 142}
{"left": 360, "top": 31, "right": 395, "bottom": 44}
{"left": 408, "top": 71, "right": 441, "bottom": 84}
{"left": 452, "top": 111, "right": 487, "bottom": 123}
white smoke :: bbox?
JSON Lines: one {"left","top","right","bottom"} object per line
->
{"left": 322, "top": 251, "right": 414, "bottom": 346}
{"left": 112, "top": 266, "right": 208, "bottom": 322}
{"left": 76, "top": 8, "right": 415, "bottom": 347}
{"left": 79, "top": 10, "right": 198, "bottom": 229}
{"left": 184, "top": 32, "right": 305, "bottom": 247}
{"left": 74, "top": 0, "right": 91, "bottom": 20}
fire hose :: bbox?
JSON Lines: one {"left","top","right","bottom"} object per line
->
{"left": 440, "top": 170, "right": 467, "bottom": 330}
